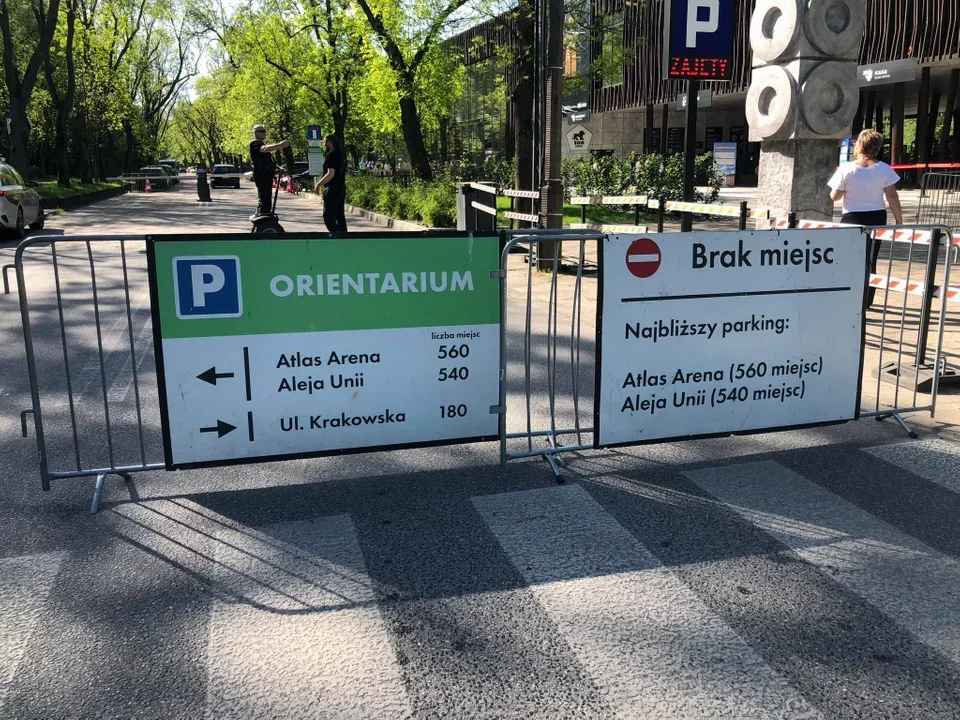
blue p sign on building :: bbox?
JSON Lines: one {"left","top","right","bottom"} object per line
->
{"left": 173, "top": 256, "right": 242, "bottom": 319}
{"left": 663, "top": 0, "right": 734, "bottom": 81}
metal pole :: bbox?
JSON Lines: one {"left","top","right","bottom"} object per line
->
{"left": 916, "top": 228, "right": 943, "bottom": 366}
{"left": 658, "top": 197, "right": 665, "bottom": 233}
{"left": 681, "top": 79, "right": 699, "bottom": 232}
{"left": 738, "top": 201, "right": 748, "bottom": 231}
{"left": 537, "top": 0, "right": 564, "bottom": 269}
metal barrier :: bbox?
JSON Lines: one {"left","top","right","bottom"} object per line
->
{"left": 916, "top": 171, "right": 960, "bottom": 230}
{"left": 767, "top": 219, "right": 957, "bottom": 433}
{"left": 497, "top": 225, "right": 953, "bottom": 473}
{"left": 456, "top": 182, "right": 498, "bottom": 231}
{"left": 569, "top": 194, "right": 770, "bottom": 233}
{"left": 647, "top": 199, "right": 770, "bottom": 232}
{"left": 107, "top": 174, "right": 181, "bottom": 192}
{"left": 11, "top": 226, "right": 953, "bottom": 502}
{"left": 15, "top": 235, "right": 163, "bottom": 512}
{"left": 499, "top": 229, "right": 602, "bottom": 475}
{"left": 569, "top": 195, "right": 650, "bottom": 233}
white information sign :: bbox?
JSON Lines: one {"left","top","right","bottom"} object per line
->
{"left": 595, "top": 230, "right": 868, "bottom": 447}
{"left": 150, "top": 235, "right": 501, "bottom": 468}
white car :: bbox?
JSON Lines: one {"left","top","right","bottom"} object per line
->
{"left": 0, "top": 162, "right": 44, "bottom": 238}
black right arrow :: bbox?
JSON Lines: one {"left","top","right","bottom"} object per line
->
{"left": 197, "top": 367, "right": 235, "bottom": 386}
{"left": 199, "top": 420, "right": 237, "bottom": 438}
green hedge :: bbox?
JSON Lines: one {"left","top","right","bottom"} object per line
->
{"left": 561, "top": 152, "right": 722, "bottom": 203}
{"left": 346, "top": 173, "right": 456, "bottom": 228}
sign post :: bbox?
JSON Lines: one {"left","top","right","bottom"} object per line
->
{"left": 148, "top": 233, "right": 502, "bottom": 469}
{"left": 663, "top": 0, "right": 734, "bottom": 230}
{"left": 595, "top": 229, "right": 869, "bottom": 447}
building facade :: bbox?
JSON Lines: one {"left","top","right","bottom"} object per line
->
{"left": 449, "top": 0, "right": 960, "bottom": 183}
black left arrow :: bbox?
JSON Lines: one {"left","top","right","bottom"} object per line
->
{"left": 199, "top": 420, "right": 237, "bottom": 438}
{"left": 197, "top": 367, "right": 235, "bottom": 386}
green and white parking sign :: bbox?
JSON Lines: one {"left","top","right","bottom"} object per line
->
{"left": 148, "top": 233, "right": 502, "bottom": 469}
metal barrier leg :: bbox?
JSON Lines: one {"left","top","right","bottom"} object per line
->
{"left": 544, "top": 453, "right": 564, "bottom": 481}
{"left": 875, "top": 411, "right": 919, "bottom": 439}
{"left": 2, "top": 264, "right": 14, "bottom": 294}
{"left": 90, "top": 472, "right": 133, "bottom": 515}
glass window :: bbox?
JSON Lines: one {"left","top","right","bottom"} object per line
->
{"left": 599, "top": 13, "right": 624, "bottom": 87}
{"left": 0, "top": 168, "right": 13, "bottom": 186}
{"left": 8, "top": 168, "right": 24, "bottom": 185}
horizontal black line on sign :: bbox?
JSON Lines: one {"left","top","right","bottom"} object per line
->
{"left": 621, "top": 287, "right": 853, "bottom": 303}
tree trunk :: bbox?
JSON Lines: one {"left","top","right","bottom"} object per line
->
{"left": 7, "top": 99, "right": 31, "bottom": 177}
{"left": 398, "top": 90, "right": 433, "bottom": 181}
{"left": 55, "top": 121, "right": 70, "bottom": 185}
{"left": 332, "top": 109, "right": 346, "bottom": 153}
{"left": 439, "top": 118, "right": 448, "bottom": 164}
{"left": 123, "top": 120, "right": 136, "bottom": 171}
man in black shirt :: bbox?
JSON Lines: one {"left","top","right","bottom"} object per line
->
{"left": 314, "top": 134, "right": 348, "bottom": 232}
{"left": 249, "top": 124, "right": 290, "bottom": 216}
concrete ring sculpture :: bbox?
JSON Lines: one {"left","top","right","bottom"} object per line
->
{"left": 750, "top": 0, "right": 802, "bottom": 63}
{"left": 746, "top": 65, "right": 797, "bottom": 139}
{"left": 804, "top": 0, "right": 866, "bottom": 56}
{"left": 800, "top": 62, "right": 859, "bottom": 136}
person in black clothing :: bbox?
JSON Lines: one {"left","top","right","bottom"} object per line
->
{"left": 249, "top": 124, "right": 290, "bottom": 216}
{"left": 314, "top": 134, "right": 348, "bottom": 232}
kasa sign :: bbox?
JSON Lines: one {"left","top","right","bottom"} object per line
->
{"left": 663, "top": 0, "right": 734, "bottom": 81}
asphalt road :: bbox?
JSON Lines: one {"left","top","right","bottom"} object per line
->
{"left": 1, "top": 183, "right": 960, "bottom": 718}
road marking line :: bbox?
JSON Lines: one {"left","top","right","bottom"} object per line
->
{"left": 0, "top": 552, "right": 66, "bottom": 711}
{"left": 864, "top": 440, "right": 960, "bottom": 495}
{"left": 685, "top": 460, "right": 960, "bottom": 664}
{"left": 204, "top": 513, "right": 411, "bottom": 719}
{"left": 472, "top": 485, "right": 820, "bottom": 719}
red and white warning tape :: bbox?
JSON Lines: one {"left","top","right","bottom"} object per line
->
{"left": 502, "top": 211, "right": 540, "bottom": 223}
{"left": 770, "top": 218, "right": 958, "bottom": 246}
{"left": 569, "top": 222, "right": 650, "bottom": 233}
{"left": 502, "top": 188, "right": 541, "bottom": 199}
{"left": 869, "top": 273, "right": 960, "bottom": 303}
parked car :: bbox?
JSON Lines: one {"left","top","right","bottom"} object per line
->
{"left": 0, "top": 162, "right": 44, "bottom": 238}
{"left": 157, "top": 158, "right": 181, "bottom": 175}
{"left": 139, "top": 166, "right": 170, "bottom": 190}
{"left": 210, "top": 164, "right": 241, "bottom": 189}
{"left": 156, "top": 164, "right": 179, "bottom": 184}
{"left": 243, "top": 170, "right": 254, "bottom": 182}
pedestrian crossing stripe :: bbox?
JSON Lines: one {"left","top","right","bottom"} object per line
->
{"left": 686, "top": 460, "right": 960, "bottom": 666}
{"left": 0, "top": 552, "right": 66, "bottom": 712}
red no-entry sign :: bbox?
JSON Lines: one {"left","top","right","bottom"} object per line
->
{"left": 625, "top": 238, "right": 662, "bottom": 278}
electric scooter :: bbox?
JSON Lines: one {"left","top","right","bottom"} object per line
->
{"left": 250, "top": 166, "right": 286, "bottom": 234}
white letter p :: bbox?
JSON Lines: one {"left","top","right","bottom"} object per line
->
{"left": 687, "top": 0, "right": 719, "bottom": 48}
{"left": 191, "top": 264, "right": 225, "bottom": 307}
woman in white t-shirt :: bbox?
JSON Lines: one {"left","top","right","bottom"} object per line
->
{"left": 827, "top": 128, "right": 903, "bottom": 226}
{"left": 827, "top": 129, "right": 903, "bottom": 305}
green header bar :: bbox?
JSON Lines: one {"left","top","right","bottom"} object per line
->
{"left": 151, "top": 234, "right": 501, "bottom": 339}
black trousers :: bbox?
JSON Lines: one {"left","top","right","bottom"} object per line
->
{"left": 842, "top": 209, "right": 886, "bottom": 306}
{"left": 323, "top": 188, "right": 348, "bottom": 233}
{"left": 255, "top": 177, "right": 274, "bottom": 215}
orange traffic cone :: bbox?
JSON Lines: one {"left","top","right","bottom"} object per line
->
{"left": 144, "top": 178, "right": 153, "bottom": 193}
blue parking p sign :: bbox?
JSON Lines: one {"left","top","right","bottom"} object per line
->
{"left": 663, "top": 0, "right": 734, "bottom": 81}
{"left": 173, "top": 256, "right": 242, "bottom": 319}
